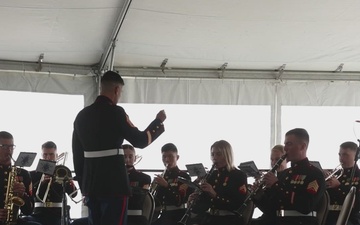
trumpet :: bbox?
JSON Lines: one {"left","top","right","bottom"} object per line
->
{"left": 325, "top": 164, "right": 344, "bottom": 181}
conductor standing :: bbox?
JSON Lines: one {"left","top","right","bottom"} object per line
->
{"left": 72, "top": 71, "right": 166, "bottom": 225}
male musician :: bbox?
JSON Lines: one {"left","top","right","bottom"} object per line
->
{"left": 124, "top": 144, "right": 151, "bottom": 225}
{"left": 0, "top": 131, "right": 40, "bottom": 225}
{"left": 151, "top": 143, "right": 192, "bottom": 225}
{"left": 27, "top": 141, "right": 77, "bottom": 225}
{"left": 252, "top": 128, "right": 326, "bottom": 225}
{"left": 72, "top": 71, "right": 166, "bottom": 225}
{"left": 325, "top": 141, "right": 360, "bottom": 225}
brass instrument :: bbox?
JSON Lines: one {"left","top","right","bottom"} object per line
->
{"left": 4, "top": 166, "right": 25, "bottom": 225}
{"left": 234, "top": 154, "right": 287, "bottom": 217}
{"left": 325, "top": 163, "right": 344, "bottom": 181}
{"left": 36, "top": 152, "right": 72, "bottom": 202}
{"left": 150, "top": 164, "right": 168, "bottom": 222}
{"left": 177, "top": 164, "right": 216, "bottom": 225}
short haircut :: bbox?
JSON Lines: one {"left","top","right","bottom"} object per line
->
{"left": 340, "top": 141, "right": 357, "bottom": 152}
{"left": 161, "top": 143, "right": 178, "bottom": 153}
{"left": 101, "top": 71, "right": 124, "bottom": 86}
{"left": 285, "top": 128, "right": 309, "bottom": 144}
{"left": 42, "top": 141, "right": 57, "bottom": 149}
{"left": 122, "top": 144, "right": 135, "bottom": 151}
{"left": 0, "top": 131, "right": 13, "bottom": 139}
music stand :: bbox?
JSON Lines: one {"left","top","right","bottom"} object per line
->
{"left": 238, "top": 161, "right": 260, "bottom": 177}
{"left": 14, "top": 152, "right": 36, "bottom": 167}
{"left": 36, "top": 159, "right": 56, "bottom": 175}
{"left": 185, "top": 163, "right": 206, "bottom": 177}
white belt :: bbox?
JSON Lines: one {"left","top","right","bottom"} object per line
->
{"left": 329, "top": 204, "right": 342, "bottom": 211}
{"left": 209, "top": 209, "right": 236, "bottom": 216}
{"left": 35, "top": 202, "right": 62, "bottom": 208}
{"left": 84, "top": 148, "right": 123, "bottom": 158}
{"left": 277, "top": 210, "right": 317, "bottom": 217}
{"left": 128, "top": 210, "right": 142, "bottom": 216}
{"left": 163, "top": 204, "right": 186, "bottom": 211}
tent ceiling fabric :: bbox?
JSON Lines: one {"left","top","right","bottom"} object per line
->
{"left": 1, "top": 0, "right": 360, "bottom": 76}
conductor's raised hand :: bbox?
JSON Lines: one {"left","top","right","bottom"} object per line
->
{"left": 156, "top": 110, "right": 166, "bottom": 122}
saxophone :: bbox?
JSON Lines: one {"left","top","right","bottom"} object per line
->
{"left": 4, "top": 166, "right": 25, "bottom": 225}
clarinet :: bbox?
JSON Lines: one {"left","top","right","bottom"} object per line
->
{"left": 234, "top": 154, "right": 287, "bottom": 217}
{"left": 177, "top": 164, "right": 216, "bottom": 225}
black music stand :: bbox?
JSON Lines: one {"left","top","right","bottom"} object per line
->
{"left": 238, "top": 161, "right": 260, "bottom": 177}
{"left": 14, "top": 152, "right": 36, "bottom": 167}
{"left": 185, "top": 163, "right": 206, "bottom": 177}
{"left": 36, "top": 159, "right": 56, "bottom": 175}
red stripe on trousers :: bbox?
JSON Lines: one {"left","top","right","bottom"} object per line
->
{"left": 118, "top": 197, "right": 127, "bottom": 225}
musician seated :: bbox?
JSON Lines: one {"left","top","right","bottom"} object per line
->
{"left": 252, "top": 128, "right": 326, "bottom": 225}
{"left": 325, "top": 141, "right": 360, "bottom": 225}
{"left": 151, "top": 143, "right": 192, "bottom": 225}
{"left": 124, "top": 144, "right": 152, "bottom": 225}
{"left": 187, "top": 140, "right": 248, "bottom": 225}
{"left": 26, "top": 141, "right": 77, "bottom": 225}
{"left": 0, "top": 131, "right": 41, "bottom": 225}
{"left": 251, "top": 144, "right": 287, "bottom": 224}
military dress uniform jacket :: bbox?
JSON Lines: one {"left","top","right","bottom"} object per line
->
{"left": 326, "top": 165, "right": 360, "bottom": 224}
{"left": 127, "top": 166, "right": 151, "bottom": 210}
{"left": 72, "top": 95, "right": 165, "bottom": 197}
{"left": 194, "top": 167, "right": 248, "bottom": 213}
{"left": 154, "top": 166, "right": 192, "bottom": 208}
{"left": 30, "top": 170, "right": 77, "bottom": 216}
{"left": 0, "top": 165, "right": 34, "bottom": 217}
{"left": 254, "top": 158, "right": 326, "bottom": 225}
{"left": 128, "top": 166, "right": 151, "bottom": 189}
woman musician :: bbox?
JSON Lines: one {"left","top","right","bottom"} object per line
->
{"left": 187, "top": 140, "right": 248, "bottom": 225}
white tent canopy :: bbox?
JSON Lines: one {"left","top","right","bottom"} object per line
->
{"left": 1, "top": 0, "right": 360, "bottom": 145}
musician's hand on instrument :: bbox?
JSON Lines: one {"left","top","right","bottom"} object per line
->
{"left": 263, "top": 172, "right": 278, "bottom": 188}
{"left": 13, "top": 181, "right": 26, "bottom": 197}
{"left": 200, "top": 182, "right": 216, "bottom": 198}
{"left": 0, "top": 209, "right": 7, "bottom": 222}
{"left": 41, "top": 175, "right": 52, "bottom": 183}
{"left": 154, "top": 175, "right": 168, "bottom": 188}
{"left": 326, "top": 177, "right": 340, "bottom": 189}
{"left": 188, "top": 192, "right": 199, "bottom": 203}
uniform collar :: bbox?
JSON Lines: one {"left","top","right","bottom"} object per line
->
{"left": 95, "top": 95, "right": 113, "bottom": 105}
{"left": 291, "top": 157, "right": 309, "bottom": 168}
{"left": 167, "top": 166, "right": 180, "bottom": 173}
{"left": 217, "top": 166, "right": 227, "bottom": 173}
{"left": 126, "top": 165, "right": 135, "bottom": 171}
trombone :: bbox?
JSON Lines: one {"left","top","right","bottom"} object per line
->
{"left": 36, "top": 152, "right": 72, "bottom": 203}
{"left": 325, "top": 164, "right": 344, "bottom": 181}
